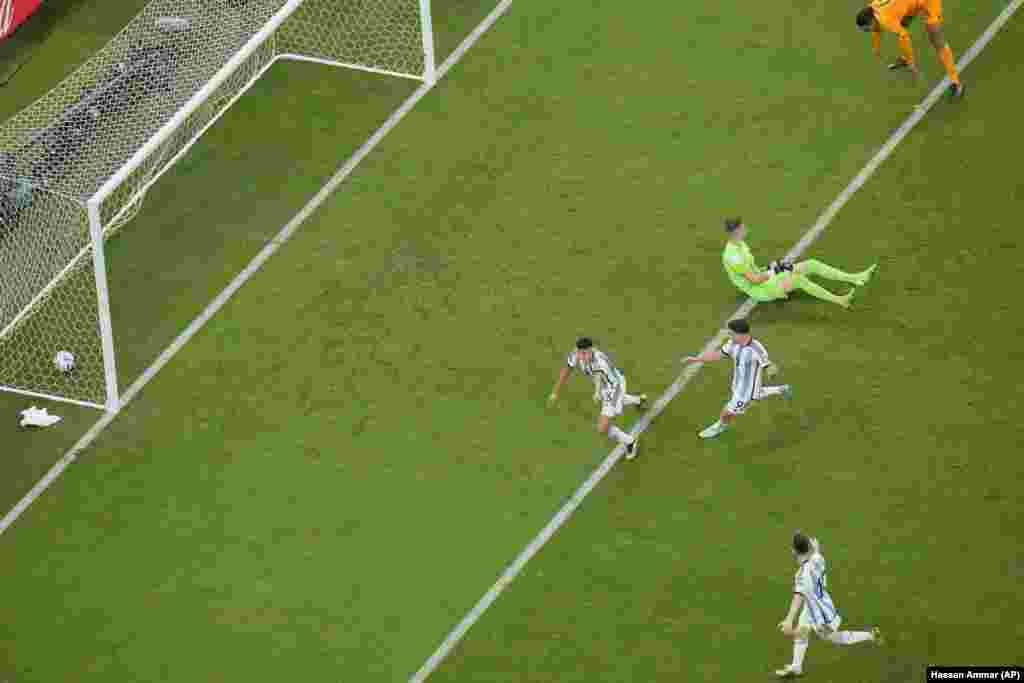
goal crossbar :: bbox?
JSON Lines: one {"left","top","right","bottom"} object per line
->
{"left": 93, "top": 0, "right": 437, "bottom": 208}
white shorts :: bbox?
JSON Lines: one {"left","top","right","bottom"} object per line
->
{"left": 798, "top": 605, "right": 842, "bottom": 639}
{"left": 600, "top": 376, "right": 626, "bottom": 418}
{"left": 725, "top": 389, "right": 762, "bottom": 415}
{"left": 725, "top": 395, "right": 751, "bottom": 415}
{"left": 725, "top": 369, "right": 763, "bottom": 415}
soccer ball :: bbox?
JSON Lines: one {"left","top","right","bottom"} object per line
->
{"left": 54, "top": 351, "right": 75, "bottom": 373}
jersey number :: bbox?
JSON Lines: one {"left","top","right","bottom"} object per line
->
{"left": 814, "top": 574, "right": 826, "bottom": 599}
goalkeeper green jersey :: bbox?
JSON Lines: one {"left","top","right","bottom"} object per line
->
{"left": 722, "top": 240, "right": 759, "bottom": 295}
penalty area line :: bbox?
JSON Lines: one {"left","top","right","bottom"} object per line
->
{"left": 408, "top": 1, "right": 1022, "bottom": 679}
{"left": 0, "top": 0, "right": 516, "bottom": 538}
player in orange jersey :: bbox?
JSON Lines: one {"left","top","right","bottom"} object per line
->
{"left": 855, "top": 0, "right": 965, "bottom": 98}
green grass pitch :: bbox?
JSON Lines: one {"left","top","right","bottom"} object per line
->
{"left": 1, "top": 0, "right": 1022, "bottom": 681}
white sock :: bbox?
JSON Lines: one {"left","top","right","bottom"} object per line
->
{"left": 623, "top": 393, "right": 643, "bottom": 406}
{"left": 826, "top": 631, "right": 873, "bottom": 645}
{"left": 791, "top": 639, "right": 808, "bottom": 669}
{"left": 608, "top": 425, "right": 633, "bottom": 445}
{"left": 758, "top": 385, "right": 789, "bottom": 398}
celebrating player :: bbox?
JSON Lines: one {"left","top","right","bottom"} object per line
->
{"left": 722, "top": 218, "right": 876, "bottom": 309}
{"left": 775, "top": 532, "right": 884, "bottom": 678}
{"left": 682, "top": 318, "right": 790, "bottom": 439}
{"left": 855, "top": 0, "right": 965, "bottom": 98}
{"left": 549, "top": 337, "right": 647, "bottom": 460}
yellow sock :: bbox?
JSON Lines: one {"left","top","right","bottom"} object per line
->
{"left": 940, "top": 45, "right": 960, "bottom": 85}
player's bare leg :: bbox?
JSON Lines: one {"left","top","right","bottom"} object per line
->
{"left": 925, "top": 23, "right": 964, "bottom": 97}
{"left": 776, "top": 625, "right": 810, "bottom": 678}
{"left": 699, "top": 407, "right": 736, "bottom": 439}
{"left": 825, "top": 629, "right": 880, "bottom": 645}
{"left": 597, "top": 414, "right": 638, "bottom": 458}
{"left": 776, "top": 622, "right": 881, "bottom": 677}
{"left": 759, "top": 385, "right": 792, "bottom": 400}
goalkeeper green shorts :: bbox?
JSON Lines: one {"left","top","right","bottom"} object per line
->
{"left": 745, "top": 273, "right": 789, "bottom": 302}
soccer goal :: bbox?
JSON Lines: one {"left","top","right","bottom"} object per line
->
{"left": 0, "top": 0, "right": 437, "bottom": 411}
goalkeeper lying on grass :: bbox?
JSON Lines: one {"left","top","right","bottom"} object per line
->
{"left": 722, "top": 218, "right": 877, "bottom": 309}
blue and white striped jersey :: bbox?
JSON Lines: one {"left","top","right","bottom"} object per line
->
{"left": 794, "top": 548, "right": 841, "bottom": 630}
{"left": 567, "top": 348, "right": 625, "bottom": 397}
{"left": 721, "top": 338, "right": 770, "bottom": 400}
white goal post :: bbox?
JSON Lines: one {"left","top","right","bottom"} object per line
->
{"left": 0, "top": 0, "right": 437, "bottom": 411}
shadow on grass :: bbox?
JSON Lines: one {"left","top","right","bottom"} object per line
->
{"left": 695, "top": 394, "right": 825, "bottom": 490}
{"left": 745, "top": 295, "right": 841, "bottom": 327}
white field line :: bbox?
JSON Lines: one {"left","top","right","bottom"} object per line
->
{"left": 408, "top": 2, "right": 1023, "bottom": 679}
{"left": 0, "top": 0, "right": 516, "bottom": 537}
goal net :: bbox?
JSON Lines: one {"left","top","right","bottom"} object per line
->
{"left": 0, "top": 0, "right": 435, "bottom": 410}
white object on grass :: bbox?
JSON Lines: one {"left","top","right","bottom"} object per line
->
{"left": 19, "top": 406, "right": 62, "bottom": 428}
{"left": 54, "top": 351, "right": 75, "bottom": 373}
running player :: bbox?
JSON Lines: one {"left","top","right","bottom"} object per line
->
{"left": 549, "top": 337, "right": 647, "bottom": 460}
{"left": 775, "top": 532, "right": 884, "bottom": 678}
{"left": 722, "top": 218, "right": 876, "bottom": 309}
{"left": 681, "top": 318, "right": 790, "bottom": 439}
{"left": 856, "top": 0, "right": 965, "bottom": 98}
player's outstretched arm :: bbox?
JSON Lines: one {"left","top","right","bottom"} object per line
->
{"left": 871, "top": 28, "right": 882, "bottom": 57}
{"left": 548, "top": 366, "right": 571, "bottom": 404}
{"left": 682, "top": 350, "right": 724, "bottom": 364}
{"left": 896, "top": 29, "right": 919, "bottom": 79}
{"left": 778, "top": 593, "right": 805, "bottom": 635}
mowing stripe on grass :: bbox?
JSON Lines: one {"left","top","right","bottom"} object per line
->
{"left": 0, "top": 0, "right": 515, "bottom": 538}
{"left": 409, "top": 2, "right": 1022, "bottom": 679}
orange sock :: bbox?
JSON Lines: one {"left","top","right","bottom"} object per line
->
{"left": 940, "top": 45, "right": 960, "bottom": 85}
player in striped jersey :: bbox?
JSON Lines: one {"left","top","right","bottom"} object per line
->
{"left": 682, "top": 318, "right": 791, "bottom": 439}
{"left": 775, "top": 532, "right": 884, "bottom": 678}
{"left": 549, "top": 337, "right": 648, "bottom": 460}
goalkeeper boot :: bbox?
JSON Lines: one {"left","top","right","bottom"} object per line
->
{"left": 888, "top": 57, "right": 911, "bottom": 70}
{"left": 855, "top": 263, "right": 878, "bottom": 287}
{"left": 948, "top": 82, "right": 966, "bottom": 99}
